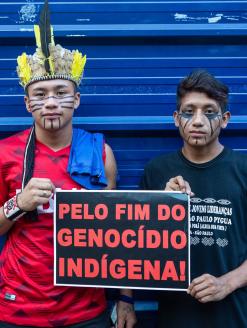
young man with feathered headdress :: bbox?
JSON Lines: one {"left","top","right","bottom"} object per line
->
{"left": 0, "top": 1, "right": 136, "bottom": 327}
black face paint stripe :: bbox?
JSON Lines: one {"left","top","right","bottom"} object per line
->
{"left": 29, "top": 98, "right": 43, "bottom": 102}
{"left": 206, "top": 114, "right": 222, "bottom": 136}
{"left": 178, "top": 113, "right": 192, "bottom": 135}
{"left": 61, "top": 106, "right": 74, "bottom": 109}
{"left": 30, "top": 107, "right": 43, "bottom": 113}
{"left": 183, "top": 119, "right": 190, "bottom": 132}
{"left": 59, "top": 101, "right": 74, "bottom": 105}
{"left": 30, "top": 102, "right": 45, "bottom": 108}
{"left": 59, "top": 102, "right": 74, "bottom": 106}
{"left": 57, "top": 95, "right": 75, "bottom": 99}
{"left": 29, "top": 102, "right": 45, "bottom": 108}
{"left": 214, "top": 116, "right": 222, "bottom": 135}
{"left": 29, "top": 103, "right": 41, "bottom": 108}
{"left": 30, "top": 104, "right": 43, "bottom": 110}
{"left": 209, "top": 119, "right": 214, "bottom": 136}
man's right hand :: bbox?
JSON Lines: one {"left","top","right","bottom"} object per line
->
{"left": 17, "top": 178, "right": 55, "bottom": 211}
{"left": 165, "top": 175, "right": 194, "bottom": 196}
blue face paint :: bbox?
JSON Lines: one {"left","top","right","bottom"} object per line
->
{"left": 179, "top": 111, "right": 222, "bottom": 121}
{"left": 179, "top": 112, "right": 193, "bottom": 120}
{"left": 204, "top": 113, "right": 222, "bottom": 120}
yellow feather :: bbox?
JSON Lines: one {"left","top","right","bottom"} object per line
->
{"left": 71, "top": 51, "right": 86, "bottom": 83}
{"left": 17, "top": 53, "right": 32, "bottom": 86}
{"left": 34, "top": 25, "right": 41, "bottom": 48}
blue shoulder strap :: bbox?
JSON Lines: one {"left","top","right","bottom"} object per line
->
{"left": 67, "top": 128, "right": 108, "bottom": 189}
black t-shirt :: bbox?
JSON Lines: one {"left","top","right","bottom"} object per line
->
{"left": 140, "top": 147, "right": 247, "bottom": 328}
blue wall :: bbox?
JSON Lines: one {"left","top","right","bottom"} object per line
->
{"left": 0, "top": 1, "right": 247, "bottom": 325}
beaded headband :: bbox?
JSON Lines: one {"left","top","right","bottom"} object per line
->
{"left": 17, "top": 0, "right": 86, "bottom": 89}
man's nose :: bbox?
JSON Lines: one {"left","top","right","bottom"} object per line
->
{"left": 44, "top": 96, "right": 59, "bottom": 107}
{"left": 192, "top": 110, "right": 204, "bottom": 126}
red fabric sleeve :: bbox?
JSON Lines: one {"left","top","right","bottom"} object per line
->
{"left": 102, "top": 140, "right": 106, "bottom": 164}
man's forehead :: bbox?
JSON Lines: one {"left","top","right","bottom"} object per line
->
{"left": 28, "top": 79, "right": 75, "bottom": 92}
{"left": 180, "top": 92, "right": 220, "bottom": 108}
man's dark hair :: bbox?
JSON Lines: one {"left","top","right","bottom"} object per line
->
{"left": 177, "top": 70, "right": 229, "bottom": 113}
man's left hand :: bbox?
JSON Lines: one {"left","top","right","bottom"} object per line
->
{"left": 116, "top": 301, "right": 137, "bottom": 328}
{"left": 188, "top": 273, "right": 231, "bottom": 303}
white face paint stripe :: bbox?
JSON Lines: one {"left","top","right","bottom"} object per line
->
{"left": 29, "top": 95, "right": 75, "bottom": 101}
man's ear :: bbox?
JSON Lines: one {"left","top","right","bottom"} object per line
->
{"left": 24, "top": 95, "right": 31, "bottom": 113}
{"left": 173, "top": 111, "right": 180, "bottom": 128}
{"left": 221, "top": 111, "right": 231, "bottom": 129}
{"left": 74, "top": 92, "right": 80, "bottom": 110}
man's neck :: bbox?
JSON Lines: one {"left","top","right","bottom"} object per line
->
{"left": 182, "top": 142, "right": 224, "bottom": 164}
{"left": 35, "top": 125, "right": 73, "bottom": 151}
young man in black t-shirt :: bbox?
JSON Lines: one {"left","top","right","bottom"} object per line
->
{"left": 141, "top": 70, "right": 247, "bottom": 328}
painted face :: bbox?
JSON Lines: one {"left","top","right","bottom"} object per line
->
{"left": 174, "top": 92, "right": 229, "bottom": 147}
{"left": 25, "top": 79, "right": 80, "bottom": 132}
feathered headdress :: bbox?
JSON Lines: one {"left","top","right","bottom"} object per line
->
{"left": 17, "top": 0, "right": 86, "bottom": 89}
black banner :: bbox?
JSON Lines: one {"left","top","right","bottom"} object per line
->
{"left": 54, "top": 190, "right": 190, "bottom": 290}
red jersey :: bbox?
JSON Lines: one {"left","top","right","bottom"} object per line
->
{"left": 0, "top": 129, "right": 106, "bottom": 327}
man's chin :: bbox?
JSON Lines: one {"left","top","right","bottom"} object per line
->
{"left": 42, "top": 118, "right": 61, "bottom": 130}
{"left": 187, "top": 139, "right": 208, "bottom": 147}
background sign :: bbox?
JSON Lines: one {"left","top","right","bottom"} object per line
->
{"left": 54, "top": 190, "right": 190, "bottom": 290}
